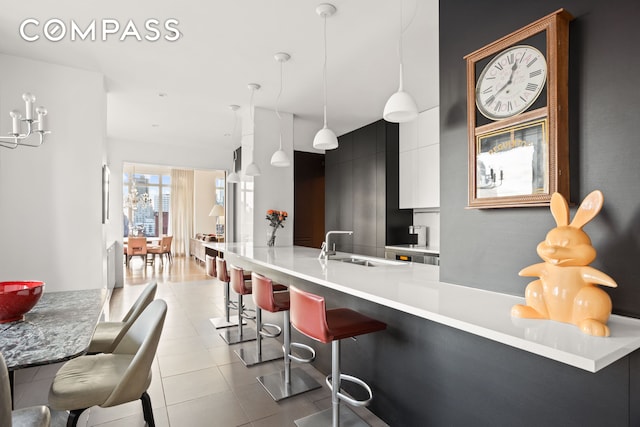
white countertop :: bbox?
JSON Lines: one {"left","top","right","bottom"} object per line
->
{"left": 206, "top": 242, "right": 640, "bottom": 373}
{"left": 385, "top": 244, "right": 440, "bottom": 255}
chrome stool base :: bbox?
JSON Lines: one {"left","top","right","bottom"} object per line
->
{"left": 235, "top": 343, "right": 283, "bottom": 367}
{"left": 209, "top": 317, "right": 246, "bottom": 329}
{"left": 257, "top": 367, "right": 321, "bottom": 402}
{"left": 220, "top": 327, "right": 257, "bottom": 345}
{"left": 295, "top": 406, "right": 368, "bottom": 427}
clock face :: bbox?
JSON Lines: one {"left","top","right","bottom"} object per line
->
{"left": 475, "top": 45, "right": 547, "bottom": 120}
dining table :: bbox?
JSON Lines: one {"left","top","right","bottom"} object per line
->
{"left": 0, "top": 288, "right": 108, "bottom": 402}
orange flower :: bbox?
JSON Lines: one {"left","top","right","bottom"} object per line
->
{"left": 282, "top": 211, "right": 288, "bottom": 217}
{"left": 267, "top": 209, "right": 274, "bottom": 215}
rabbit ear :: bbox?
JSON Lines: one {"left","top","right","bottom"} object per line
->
{"left": 550, "top": 192, "right": 569, "bottom": 226}
{"left": 570, "top": 190, "right": 604, "bottom": 229}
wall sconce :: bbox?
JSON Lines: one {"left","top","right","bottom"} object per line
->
{"left": 0, "top": 93, "right": 51, "bottom": 149}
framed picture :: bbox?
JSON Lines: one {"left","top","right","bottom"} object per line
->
{"left": 102, "top": 164, "right": 110, "bottom": 224}
{"left": 474, "top": 117, "right": 548, "bottom": 200}
{"left": 464, "top": 9, "right": 572, "bottom": 208}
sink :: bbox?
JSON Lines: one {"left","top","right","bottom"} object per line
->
{"left": 339, "top": 258, "right": 377, "bottom": 267}
{"left": 331, "top": 255, "right": 407, "bottom": 267}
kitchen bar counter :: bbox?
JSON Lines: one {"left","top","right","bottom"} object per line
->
{"left": 207, "top": 242, "right": 640, "bottom": 373}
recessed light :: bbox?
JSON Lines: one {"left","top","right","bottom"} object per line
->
{"left": 158, "top": 92, "right": 168, "bottom": 98}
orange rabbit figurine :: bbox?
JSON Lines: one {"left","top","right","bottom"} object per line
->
{"left": 511, "top": 190, "right": 617, "bottom": 337}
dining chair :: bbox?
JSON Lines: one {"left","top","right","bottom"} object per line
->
{"left": 126, "top": 236, "right": 148, "bottom": 267}
{"left": 148, "top": 235, "right": 173, "bottom": 266}
{"left": 48, "top": 299, "right": 167, "bottom": 427}
{"left": 1, "top": 352, "right": 51, "bottom": 427}
{"left": 88, "top": 281, "right": 157, "bottom": 354}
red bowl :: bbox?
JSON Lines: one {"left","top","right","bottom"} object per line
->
{"left": 0, "top": 281, "right": 45, "bottom": 323}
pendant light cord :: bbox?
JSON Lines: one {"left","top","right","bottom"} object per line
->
{"left": 249, "top": 86, "right": 256, "bottom": 157}
{"left": 398, "top": 0, "right": 418, "bottom": 90}
{"left": 276, "top": 60, "right": 284, "bottom": 150}
{"left": 322, "top": 13, "right": 328, "bottom": 128}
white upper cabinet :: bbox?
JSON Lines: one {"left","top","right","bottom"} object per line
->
{"left": 399, "top": 107, "right": 440, "bottom": 209}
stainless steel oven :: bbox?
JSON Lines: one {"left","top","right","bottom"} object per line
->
{"left": 384, "top": 246, "right": 440, "bottom": 265}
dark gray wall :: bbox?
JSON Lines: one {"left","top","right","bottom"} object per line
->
{"left": 440, "top": 0, "right": 640, "bottom": 318}
{"left": 325, "top": 120, "right": 412, "bottom": 257}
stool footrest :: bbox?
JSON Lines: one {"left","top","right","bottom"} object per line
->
{"left": 259, "top": 323, "right": 282, "bottom": 339}
{"left": 326, "top": 373, "right": 373, "bottom": 407}
{"left": 287, "top": 342, "right": 316, "bottom": 364}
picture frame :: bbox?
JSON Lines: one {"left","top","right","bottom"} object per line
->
{"left": 474, "top": 115, "right": 549, "bottom": 201}
{"left": 102, "top": 164, "right": 110, "bottom": 224}
{"left": 464, "top": 9, "right": 572, "bottom": 208}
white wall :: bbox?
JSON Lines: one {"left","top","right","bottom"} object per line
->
{"left": 0, "top": 54, "right": 106, "bottom": 291}
{"left": 194, "top": 169, "right": 224, "bottom": 235}
{"left": 252, "top": 107, "right": 294, "bottom": 246}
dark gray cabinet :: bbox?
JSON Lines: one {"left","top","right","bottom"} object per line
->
{"left": 325, "top": 120, "right": 412, "bottom": 257}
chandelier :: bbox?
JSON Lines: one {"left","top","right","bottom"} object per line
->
{"left": 0, "top": 92, "right": 51, "bottom": 149}
{"left": 124, "top": 173, "right": 152, "bottom": 210}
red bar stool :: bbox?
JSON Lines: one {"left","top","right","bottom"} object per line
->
{"left": 251, "top": 273, "right": 321, "bottom": 400}
{"left": 205, "top": 254, "right": 216, "bottom": 278}
{"left": 289, "top": 286, "right": 387, "bottom": 427}
{"left": 209, "top": 257, "right": 247, "bottom": 329}
{"left": 235, "top": 272, "right": 287, "bottom": 366}
{"left": 219, "top": 264, "right": 256, "bottom": 345}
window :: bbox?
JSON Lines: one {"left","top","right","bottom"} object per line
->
{"left": 123, "top": 170, "right": 171, "bottom": 237}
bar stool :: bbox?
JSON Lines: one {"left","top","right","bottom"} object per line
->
{"left": 220, "top": 264, "right": 256, "bottom": 345}
{"left": 205, "top": 254, "right": 216, "bottom": 278}
{"left": 235, "top": 272, "right": 287, "bottom": 366}
{"left": 289, "top": 286, "right": 386, "bottom": 427}
{"left": 209, "top": 257, "right": 247, "bottom": 329}
{"left": 253, "top": 273, "right": 321, "bottom": 401}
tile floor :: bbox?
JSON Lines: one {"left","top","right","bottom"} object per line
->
{"left": 12, "top": 256, "right": 388, "bottom": 427}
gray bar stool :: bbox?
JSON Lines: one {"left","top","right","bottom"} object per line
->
{"left": 219, "top": 264, "right": 256, "bottom": 345}
{"left": 253, "top": 273, "right": 321, "bottom": 401}
{"left": 289, "top": 286, "right": 386, "bottom": 427}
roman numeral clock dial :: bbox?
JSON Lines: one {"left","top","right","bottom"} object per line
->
{"left": 475, "top": 45, "right": 547, "bottom": 120}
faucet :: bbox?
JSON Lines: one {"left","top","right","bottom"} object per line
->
{"left": 319, "top": 230, "right": 353, "bottom": 260}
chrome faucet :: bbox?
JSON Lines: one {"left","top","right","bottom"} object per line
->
{"left": 319, "top": 230, "right": 353, "bottom": 260}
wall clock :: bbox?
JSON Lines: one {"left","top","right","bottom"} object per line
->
{"left": 464, "top": 9, "right": 573, "bottom": 209}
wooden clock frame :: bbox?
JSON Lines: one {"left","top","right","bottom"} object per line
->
{"left": 464, "top": 9, "right": 573, "bottom": 209}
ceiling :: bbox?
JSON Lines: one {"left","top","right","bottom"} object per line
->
{"left": 0, "top": 0, "right": 439, "bottom": 151}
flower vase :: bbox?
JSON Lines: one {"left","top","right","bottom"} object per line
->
{"left": 267, "top": 226, "right": 277, "bottom": 247}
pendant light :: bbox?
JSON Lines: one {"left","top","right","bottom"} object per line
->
{"left": 227, "top": 105, "right": 241, "bottom": 184}
{"left": 312, "top": 3, "right": 339, "bottom": 151}
{"left": 244, "top": 83, "right": 261, "bottom": 176}
{"left": 271, "top": 52, "right": 291, "bottom": 167}
{"left": 383, "top": 0, "right": 418, "bottom": 123}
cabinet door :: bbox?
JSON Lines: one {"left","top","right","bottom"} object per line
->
{"left": 399, "top": 150, "right": 417, "bottom": 209}
{"left": 416, "top": 144, "right": 440, "bottom": 208}
{"left": 417, "top": 106, "right": 440, "bottom": 148}
{"left": 399, "top": 119, "right": 418, "bottom": 152}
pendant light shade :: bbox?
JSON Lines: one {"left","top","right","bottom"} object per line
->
{"left": 313, "top": 3, "right": 339, "bottom": 151}
{"left": 271, "top": 52, "right": 291, "bottom": 167}
{"left": 227, "top": 170, "right": 240, "bottom": 183}
{"left": 313, "top": 126, "right": 338, "bottom": 150}
{"left": 227, "top": 105, "right": 241, "bottom": 184}
{"left": 270, "top": 147, "right": 290, "bottom": 167}
{"left": 244, "top": 83, "right": 261, "bottom": 177}
{"left": 383, "top": 0, "right": 418, "bottom": 123}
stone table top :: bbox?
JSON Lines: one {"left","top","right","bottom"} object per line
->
{"left": 0, "top": 288, "right": 108, "bottom": 370}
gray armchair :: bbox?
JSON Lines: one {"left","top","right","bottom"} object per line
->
{"left": 0, "top": 353, "right": 50, "bottom": 427}
{"left": 48, "top": 299, "right": 167, "bottom": 427}
{"left": 88, "top": 281, "right": 157, "bottom": 354}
